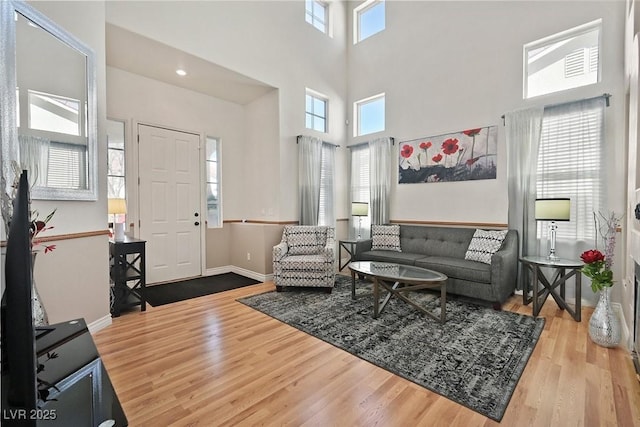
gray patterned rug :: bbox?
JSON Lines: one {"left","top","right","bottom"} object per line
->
{"left": 238, "top": 275, "right": 544, "bottom": 421}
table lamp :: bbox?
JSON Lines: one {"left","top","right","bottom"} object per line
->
{"left": 108, "top": 198, "right": 127, "bottom": 242}
{"left": 351, "top": 202, "right": 369, "bottom": 239}
{"left": 535, "top": 198, "right": 570, "bottom": 260}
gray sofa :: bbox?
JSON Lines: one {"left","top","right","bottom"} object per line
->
{"left": 353, "top": 225, "right": 519, "bottom": 307}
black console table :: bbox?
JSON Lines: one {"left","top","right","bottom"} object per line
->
{"left": 109, "top": 237, "right": 146, "bottom": 317}
{"left": 1, "top": 319, "right": 128, "bottom": 426}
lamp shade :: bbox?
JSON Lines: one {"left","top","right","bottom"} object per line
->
{"left": 108, "top": 198, "right": 127, "bottom": 215}
{"left": 535, "top": 198, "right": 570, "bottom": 221}
{"left": 351, "top": 202, "right": 369, "bottom": 216}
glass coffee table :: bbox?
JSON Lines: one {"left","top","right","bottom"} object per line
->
{"left": 348, "top": 261, "right": 448, "bottom": 323}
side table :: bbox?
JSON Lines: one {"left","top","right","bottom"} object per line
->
{"left": 339, "top": 239, "right": 361, "bottom": 271}
{"left": 520, "top": 255, "right": 583, "bottom": 321}
{"left": 109, "top": 236, "right": 146, "bottom": 317}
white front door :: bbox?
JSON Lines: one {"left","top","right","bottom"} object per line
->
{"left": 138, "top": 124, "right": 201, "bottom": 284}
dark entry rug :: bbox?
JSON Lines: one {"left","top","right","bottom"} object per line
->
{"left": 238, "top": 275, "right": 544, "bottom": 421}
{"left": 146, "top": 273, "right": 260, "bottom": 306}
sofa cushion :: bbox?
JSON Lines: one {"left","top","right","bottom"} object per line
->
{"left": 400, "top": 225, "right": 475, "bottom": 259}
{"left": 415, "top": 256, "right": 491, "bottom": 284}
{"left": 285, "top": 226, "right": 326, "bottom": 255}
{"left": 358, "top": 250, "right": 424, "bottom": 265}
{"left": 464, "top": 229, "right": 508, "bottom": 264}
{"left": 371, "top": 224, "right": 401, "bottom": 252}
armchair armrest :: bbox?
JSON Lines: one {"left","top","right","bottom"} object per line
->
{"left": 273, "top": 241, "right": 288, "bottom": 262}
{"left": 324, "top": 235, "right": 335, "bottom": 259}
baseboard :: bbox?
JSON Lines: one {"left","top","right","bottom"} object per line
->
{"left": 205, "top": 265, "right": 271, "bottom": 283}
{"left": 87, "top": 314, "right": 112, "bottom": 335}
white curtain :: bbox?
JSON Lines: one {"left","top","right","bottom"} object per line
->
{"left": 506, "top": 107, "right": 543, "bottom": 290}
{"left": 369, "top": 136, "right": 392, "bottom": 225}
{"left": 318, "top": 142, "right": 336, "bottom": 227}
{"left": 18, "top": 134, "right": 50, "bottom": 187}
{"left": 298, "top": 135, "right": 322, "bottom": 225}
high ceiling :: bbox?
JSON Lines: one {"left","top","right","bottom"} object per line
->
{"left": 106, "top": 24, "right": 275, "bottom": 105}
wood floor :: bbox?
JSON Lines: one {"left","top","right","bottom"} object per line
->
{"left": 93, "top": 281, "right": 640, "bottom": 427}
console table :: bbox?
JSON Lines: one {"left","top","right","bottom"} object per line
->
{"left": 520, "top": 256, "right": 583, "bottom": 321}
{"left": 1, "top": 319, "right": 128, "bottom": 426}
{"left": 109, "top": 236, "right": 146, "bottom": 317}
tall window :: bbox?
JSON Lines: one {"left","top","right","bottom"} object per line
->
{"left": 536, "top": 97, "right": 605, "bottom": 242}
{"left": 107, "top": 119, "right": 125, "bottom": 199}
{"left": 306, "top": 90, "right": 328, "bottom": 133}
{"left": 524, "top": 20, "right": 601, "bottom": 99}
{"left": 305, "top": 0, "right": 328, "bottom": 34}
{"left": 205, "top": 137, "right": 222, "bottom": 228}
{"left": 350, "top": 144, "right": 370, "bottom": 238}
{"left": 355, "top": 93, "right": 385, "bottom": 136}
{"left": 354, "top": 0, "right": 385, "bottom": 43}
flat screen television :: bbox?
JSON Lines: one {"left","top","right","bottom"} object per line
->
{"left": 1, "top": 170, "right": 38, "bottom": 423}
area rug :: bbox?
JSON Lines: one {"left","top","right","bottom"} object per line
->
{"left": 238, "top": 275, "right": 544, "bottom": 421}
{"left": 145, "top": 273, "right": 260, "bottom": 306}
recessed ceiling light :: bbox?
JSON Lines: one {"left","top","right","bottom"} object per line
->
{"left": 176, "top": 69, "right": 187, "bottom": 76}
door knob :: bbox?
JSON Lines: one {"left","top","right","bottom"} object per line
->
{"left": 194, "top": 221, "right": 200, "bottom": 226}
{"left": 194, "top": 212, "right": 199, "bottom": 217}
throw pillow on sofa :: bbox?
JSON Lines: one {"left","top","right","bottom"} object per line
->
{"left": 464, "top": 229, "right": 508, "bottom": 264}
{"left": 371, "top": 224, "right": 401, "bottom": 252}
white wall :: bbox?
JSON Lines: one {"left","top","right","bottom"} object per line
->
{"left": 26, "top": 1, "right": 109, "bottom": 325}
{"left": 347, "top": 1, "right": 626, "bottom": 227}
{"left": 106, "top": 1, "right": 349, "bottom": 222}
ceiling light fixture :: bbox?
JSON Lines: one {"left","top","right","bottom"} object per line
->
{"left": 176, "top": 69, "right": 187, "bottom": 76}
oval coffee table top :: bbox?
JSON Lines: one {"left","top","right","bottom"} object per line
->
{"left": 348, "top": 261, "right": 447, "bottom": 283}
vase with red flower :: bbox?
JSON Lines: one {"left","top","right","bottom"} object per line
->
{"left": 580, "top": 249, "right": 621, "bottom": 347}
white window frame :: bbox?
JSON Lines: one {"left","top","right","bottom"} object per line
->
{"left": 354, "top": 93, "right": 385, "bottom": 137}
{"left": 350, "top": 144, "right": 371, "bottom": 238}
{"left": 205, "top": 136, "right": 222, "bottom": 228}
{"left": 305, "top": 0, "right": 329, "bottom": 35}
{"left": 107, "top": 118, "right": 126, "bottom": 200}
{"left": 524, "top": 19, "right": 601, "bottom": 99}
{"left": 354, "top": 0, "right": 385, "bottom": 44}
{"left": 306, "top": 89, "right": 328, "bottom": 133}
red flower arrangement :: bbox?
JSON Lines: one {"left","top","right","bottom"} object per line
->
{"left": 580, "top": 249, "right": 612, "bottom": 292}
{"left": 30, "top": 209, "right": 56, "bottom": 254}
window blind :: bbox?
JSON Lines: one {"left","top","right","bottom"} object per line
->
{"left": 350, "top": 144, "right": 371, "bottom": 236}
{"left": 536, "top": 98, "right": 605, "bottom": 241}
{"left": 47, "top": 142, "right": 86, "bottom": 189}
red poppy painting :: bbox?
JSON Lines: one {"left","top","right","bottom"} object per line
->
{"left": 398, "top": 125, "right": 497, "bottom": 183}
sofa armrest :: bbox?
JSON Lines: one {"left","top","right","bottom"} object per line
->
{"left": 353, "top": 239, "right": 373, "bottom": 260}
{"left": 273, "top": 241, "right": 288, "bottom": 262}
{"left": 490, "top": 230, "right": 519, "bottom": 303}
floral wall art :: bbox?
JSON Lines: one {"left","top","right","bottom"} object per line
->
{"left": 398, "top": 126, "right": 498, "bottom": 184}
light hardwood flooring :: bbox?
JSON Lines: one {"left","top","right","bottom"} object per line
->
{"left": 93, "top": 281, "right": 640, "bottom": 427}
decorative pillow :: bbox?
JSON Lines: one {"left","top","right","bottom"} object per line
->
{"left": 371, "top": 225, "right": 401, "bottom": 252}
{"left": 286, "top": 227, "right": 326, "bottom": 255}
{"left": 464, "top": 229, "right": 508, "bottom": 264}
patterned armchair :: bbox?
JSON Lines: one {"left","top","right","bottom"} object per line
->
{"left": 273, "top": 225, "right": 336, "bottom": 293}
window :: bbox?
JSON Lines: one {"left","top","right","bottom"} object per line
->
{"left": 28, "top": 90, "right": 81, "bottom": 136}
{"left": 524, "top": 20, "right": 601, "bottom": 99}
{"left": 355, "top": 93, "right": 385, "bottom": 136}
{"left": 107, "top": 119, "right": 126, "bottom": 199}
{"left": 205, "top": 137, "right": 222, "bottom": 228}
{"left": 306, "top": 90, "right": 327, "bottom": 133}
{"left": 318, "top": 143, "right": 335, "bottom": 226}
{"left": 354, "top": 0, "right": 385, "bottom": 43}
{"left": 350, "top": 144, "right": 370, "bottom": 238}
{"left": 536, "top": 98, "right": 605, "bottom": 242}
{"left": 305, "top": 0, "right": 328, "bottom": 34}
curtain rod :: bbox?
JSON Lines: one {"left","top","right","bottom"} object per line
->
{"left": 346, "top": 136, "right": 395, "bottom": 149}
{"left": 501, "top": 93, "right": 611, "bottom": 125}
{"left": 296, "top": 135, "right": 340, "bottom": 148}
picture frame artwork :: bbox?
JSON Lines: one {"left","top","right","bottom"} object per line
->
{"left": 399, "top": 126, "right": 498, "bottom": 184}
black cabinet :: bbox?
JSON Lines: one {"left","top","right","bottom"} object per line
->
{"left": 2, "top": 319, "right": 128, "bottom": 426}
{"left": 109, "top": 237, "right": 146, "bottom": 317}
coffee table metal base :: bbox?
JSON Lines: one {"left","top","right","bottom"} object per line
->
{"left": 372, "top": 277, "right": 447, "bottom": 323}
